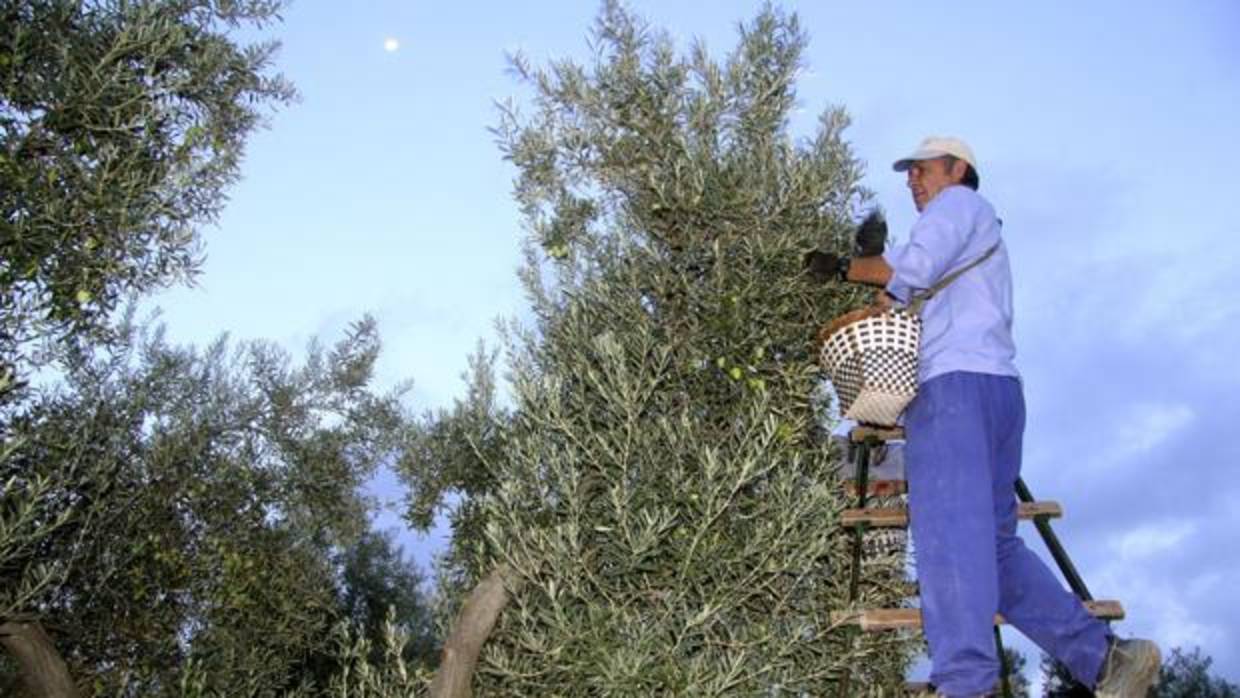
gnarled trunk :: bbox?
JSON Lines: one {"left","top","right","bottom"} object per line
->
{"left": 0, "top": 621, "right": 81, "bottom": 698}
{"left": 429, "top": 564, "right": 516, "bottom": 698}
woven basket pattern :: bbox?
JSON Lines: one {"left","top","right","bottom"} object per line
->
{"left": 818, "top": 309, "right": 920, "bottom": 426}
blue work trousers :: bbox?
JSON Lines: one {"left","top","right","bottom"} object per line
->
{"left": 903, "top": 371, "right": 1110, "bottom": 696}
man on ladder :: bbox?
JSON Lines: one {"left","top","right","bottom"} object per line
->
{"left": 806, "top": 136, "right": 1160, "bottom": 697}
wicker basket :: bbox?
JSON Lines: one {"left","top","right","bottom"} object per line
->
{"left": 817, "top": 307, "right": 920, "bottom": 426}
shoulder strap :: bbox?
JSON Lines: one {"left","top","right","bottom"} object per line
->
{"left": 909, "top": 242, "right": 1001, "bottom": 314}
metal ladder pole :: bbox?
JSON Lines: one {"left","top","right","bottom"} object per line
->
{"left": 1015, "top": 477, "right": 1094, "bottom": 602}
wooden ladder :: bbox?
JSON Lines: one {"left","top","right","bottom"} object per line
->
{"left": 833, "top": 425, "right": 1125, "bottom": 697}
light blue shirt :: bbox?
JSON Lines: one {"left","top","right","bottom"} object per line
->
{"left": 882, "top": 185, "right": 1019, "bottom": 384}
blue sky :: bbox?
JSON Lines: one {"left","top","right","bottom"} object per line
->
{"left": 147, "top": 0, "right": 1240, "bottom": 685}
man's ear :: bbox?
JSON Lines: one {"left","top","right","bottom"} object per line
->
{"left": 950, "top": 158, "right": 969, "bottom": 184}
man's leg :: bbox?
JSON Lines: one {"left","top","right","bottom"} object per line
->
{"left": 905, "top": 372, "right": 1001, "bottom": 696}
{"left": 986, "top": 375, "right": 1112, "bottom": 686}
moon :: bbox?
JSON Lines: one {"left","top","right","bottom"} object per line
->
{"left": 383, "top": 37, "right": 400, "bottom": 52}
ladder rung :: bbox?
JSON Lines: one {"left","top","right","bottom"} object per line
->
{"left": 850, "top": 425, "right": 905, "bottom": 443}
{"left": 841, "top": 501, "right": 1062, "bottom": 528}
{"left": 832, "top": 600, "right": 1125, "bottom": 631}
{"left": 843, "top": 479, "right": 908, "bottom": 497}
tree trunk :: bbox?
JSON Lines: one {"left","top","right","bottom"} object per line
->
{"left": 0, "top": 621, "right": 81, "bottom": 698}
{"left": 429, "top": 564, "right": 516, "bottom": 698}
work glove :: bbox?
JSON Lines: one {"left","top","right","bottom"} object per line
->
{"left": 803, "top": 250, "right": 849, "bottom": 284}
{"left": 854, "top": 208, "right": 887, "bottom": 257}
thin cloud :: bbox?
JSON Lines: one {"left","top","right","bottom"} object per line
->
{"left": 1111, "top": 519, "right": 1196, "bottom": 561}
{"left": 1103, "top": 403, "right": 1196, "bottom": 469}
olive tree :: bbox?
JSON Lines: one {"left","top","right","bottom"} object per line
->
{"left": 2, "top": 315, "right": 431, "bottom": 696}
{"left": 0, "top": 0, "right": 294, "bottom": 404}
{"left": 401, "top": 3, "right": 913, "bottom": 694}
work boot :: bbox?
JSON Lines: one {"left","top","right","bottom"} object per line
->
{"left": 1095, "top": 637, "right": 1161, "bottom": 698}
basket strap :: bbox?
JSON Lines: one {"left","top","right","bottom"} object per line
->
{"left": 909, "top": 242, "right": 1000, "bottom": 315}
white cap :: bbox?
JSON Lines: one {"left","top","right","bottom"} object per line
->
{"left": 892, "top": 136, "right": 978, "bottom": 173}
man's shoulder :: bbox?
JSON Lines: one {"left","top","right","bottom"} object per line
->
{"left": 930, "top": 185, "right": 988, "bottom": 209}
{"left": 925, "top": 185, "right": 996, "bottom": 221}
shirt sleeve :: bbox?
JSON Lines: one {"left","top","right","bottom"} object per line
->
{"left": 882, "top": 188, "right": 974, "bottom": 304}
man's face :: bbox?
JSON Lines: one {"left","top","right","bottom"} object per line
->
{"left": 906, "top": 157, "right": 965, "bottom": 212}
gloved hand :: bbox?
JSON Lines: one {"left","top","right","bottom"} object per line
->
{"left": 854, "top": 208, "right": 887, "bottom": 257}
{"left": 803, "top": 250, "right": 849, "bottom": 284}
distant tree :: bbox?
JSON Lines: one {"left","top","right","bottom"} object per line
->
{"left": 1152, "top": 647, "right": 1240, "bottom": 698}
{"left": 400, "top": 2, "right": 913, "bottom": 694}
{"left": 1, "top": 316, "right": 424, "bottom": 696}
{"left": 0, "top": 0, "right": 295, "bottom": 405}
{"left": 1043, "top": 644, "right": 1239, "bottom": 698}
{"left": 1000, "top": 646, "right": 1032, "bottom": 698}
{"left": 1041, "top": 653, "right": 1092, "bottom": 697}
{"left": 338, "top": 529, "right": 439, "bottom": 669}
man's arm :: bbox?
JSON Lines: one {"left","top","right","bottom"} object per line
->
{"left": 845, "top": 256, "right": 893, "bottom": 287}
